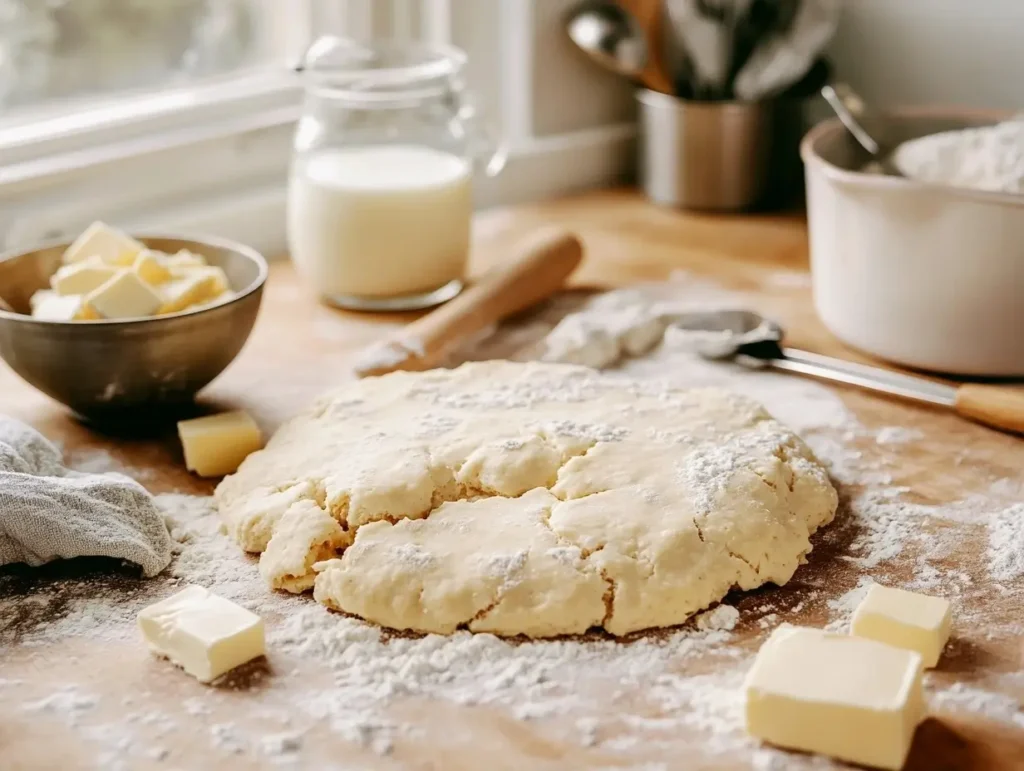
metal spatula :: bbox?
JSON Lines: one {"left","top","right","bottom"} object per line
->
{"left": 669, "top": 310, "right": 1024, "bottom": 435}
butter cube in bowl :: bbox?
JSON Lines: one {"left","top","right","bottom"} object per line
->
{"left": 0, "top": 227, "right": 267, "bottom": 421}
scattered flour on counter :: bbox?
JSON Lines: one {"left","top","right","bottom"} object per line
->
{"left": 260, "top": 731, "right": 304, "bottom": 758}
{"left": 64, "top": 447, "right": 157, "bottom": 482}
{"left": 824, "top": 577, "right": 874, "bottom": 632}
{"left": 210, "top": 722, "right": 247, "bottom": 755}
{"left": 987, "top": 503, "right": 1024, "bottom": 582}
{"left": 25, "top": 686, "right": 99, "bottom": 726}
{"left": 696, "top": 605, "right": 740, "bottom": 632}
{"left": 270, "top": 600, "right": 747, "bottom": 754}
{"left": 874, "top": 426, "right": 924, "bottom": 446}
{"left": 827, "top": 576, "right": 874, "bottom": 616}
{"left": 927, "top": 681, "right": 1024, "bottom": 728}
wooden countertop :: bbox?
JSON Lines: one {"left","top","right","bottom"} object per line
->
{"left": 1, "top": 189, "right": 1022, "bottom": 770}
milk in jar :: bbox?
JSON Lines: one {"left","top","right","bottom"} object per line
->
{"left": 288, "top": 38, "right": 504, "bottom": 310}
{"left": 288, "top": 145, "right": 472, "bottom": 302}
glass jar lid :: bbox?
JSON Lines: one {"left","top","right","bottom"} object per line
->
{"left": 297, "top": 36, "right": 467, "bottom": 102}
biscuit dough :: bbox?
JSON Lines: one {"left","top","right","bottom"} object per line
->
{"left": 216, "top": 361, "right": 837, "bottom": 637}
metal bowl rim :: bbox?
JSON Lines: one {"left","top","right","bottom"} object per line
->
{"left": 0, "top": 231, "right": 269, "bottom": 326}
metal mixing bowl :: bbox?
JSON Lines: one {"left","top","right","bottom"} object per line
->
{"left": 0, "top": 234, "right": 267, "bottom": 420}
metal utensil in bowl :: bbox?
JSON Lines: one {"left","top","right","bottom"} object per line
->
{"left": 820, "top": 83, "right": 899, "bottom": 171}
{"left": 665, "top": 309, "right": 1024, "bottom": 435}
{"left": 0, "top": 235, "right": 267, "bottom": 422}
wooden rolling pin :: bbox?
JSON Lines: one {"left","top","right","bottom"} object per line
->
{"left": 352, "top": 228, "right": 583, "bottom": 378}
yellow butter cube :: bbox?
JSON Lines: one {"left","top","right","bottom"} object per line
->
{"left": 31, "top": 292, "right": 99, "bottom": 321}
{"left": 201, "top": 289, "right": 234, "bottom": 309}
{"left": 745, "top": 625, "right": 924, "bottom": 771}
{"left": 86, "top": 270, "right": 163, "bottom": 319}
{"left": 196, "top": 265, "right": 229, "bottom": 295}
{"left": 63, "top": 221, "right": 144, "bottom": 266}
{"left": 851, "top": 584, "right": 952, "bottom": 668}
{"left": 137, "top": 586, "right": 265, "bottom": 683}
{"left": 163, "top": 249, "right": 208, "bottom": 276}
{"left": 133, "top": 250, "right": 172, "bottom": 285}
{"left": 51, "top": 259, "right": 119, "bottom": 296}
{"left": 157, "top": 266, "right": 229, "bottom": 314}
{"left": 30, "top": 289, "right": 56, "bottom": 313}
{"left": 177, "top": 411, "right": 263, "bottom": 477}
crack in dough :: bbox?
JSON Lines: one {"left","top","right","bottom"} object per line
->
{"left": 216, "top": 361, "right": 838, "bottom": 637}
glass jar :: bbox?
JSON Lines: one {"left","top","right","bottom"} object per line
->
{"left": 288, "top": 37, "right": 506, "bottom": 311}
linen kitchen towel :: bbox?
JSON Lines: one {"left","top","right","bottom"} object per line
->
{"left": 0, "top": 416, "right": 172, "bottom": 576}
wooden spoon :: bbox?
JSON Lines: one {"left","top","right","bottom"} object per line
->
{"left": 613, "top": 0, "right": 675, "bottom": 95}
{"left": 352, "top": 228, "right": 584, "bottom": 378}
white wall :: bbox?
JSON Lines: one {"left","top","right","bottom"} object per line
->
{"left": 828, "top": 0, "right": 1024, "bottom": 111}
{"left": 530, "top": 0, "right": 635, "bottom": 136}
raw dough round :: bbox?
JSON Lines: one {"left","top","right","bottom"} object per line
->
{"left": 216, "top": 361, "right": 837, "bottom": 637}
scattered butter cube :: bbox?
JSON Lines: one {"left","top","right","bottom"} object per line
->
{"left": 133, "top": 249, "right": 172, "bottom": 285}
{"left": 178, "top": 411, "right": 263, "bottom": 477}
{"left": 851, "top": 584, "right": 952, "bottom": 668}
{"left": 31, "top": 293, "right": 99, "bottom": 321}
{"left": 86, "top": 270, "right": 163, "bottom": 319}
{"left": 745, "top": 624, "right": 924, "bottom": 771}
{"left": 51, "top": 259, "right": 119, "bottom": 295}
{"left": 137, "top": 585, "right": 265, "bottom": 683}
{"left": 63, "top": 221, "right": 144, "bottom": 266}
{"left": 157, "top": 266, "right": 229, "bottom": 314}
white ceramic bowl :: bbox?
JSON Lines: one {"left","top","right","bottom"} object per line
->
{"left": 801, "top": 111, "right": 1024, "bottom": 377}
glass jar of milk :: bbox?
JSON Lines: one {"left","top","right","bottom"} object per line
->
{"left": 289, "top": 37, "right": 506, "bottom": 311}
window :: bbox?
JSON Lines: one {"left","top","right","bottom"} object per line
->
{"left": 0, "top": 0, "right": 273, "bottom": 113}
{"left": 0, "top": 1, "right": 633, "bottom": 257}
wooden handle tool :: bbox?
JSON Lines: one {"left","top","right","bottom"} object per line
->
{"left": 751, "top": 346, "right": 1024, "bottom": 436}
{"left": 353, "top": 228, "right": 583, "bottom": 378}
{"left": 614, "top": 0, "right": 675, "bottom": 95}
{"left": 954, "top": 384, "right": 1024, "bottom": 435}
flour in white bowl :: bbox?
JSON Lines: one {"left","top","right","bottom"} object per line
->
{"left": 892, "top": 115, "right": 1024, "bottom": 194}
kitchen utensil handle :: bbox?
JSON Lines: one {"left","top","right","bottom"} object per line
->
{"left": 954, "top": 384, "right": 1024, "bottom": 435}
{"left": 613, "top": 0, "right": 675, "bottom": 94}
{"left": 773, "top": 348, "right": 958, "bottom": 406}
{"left": 355, "top": 228, "right": 583, "bottom": 377}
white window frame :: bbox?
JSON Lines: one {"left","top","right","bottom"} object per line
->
{"left": 0, "top": 1, "right": 634, "bottom": 258}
